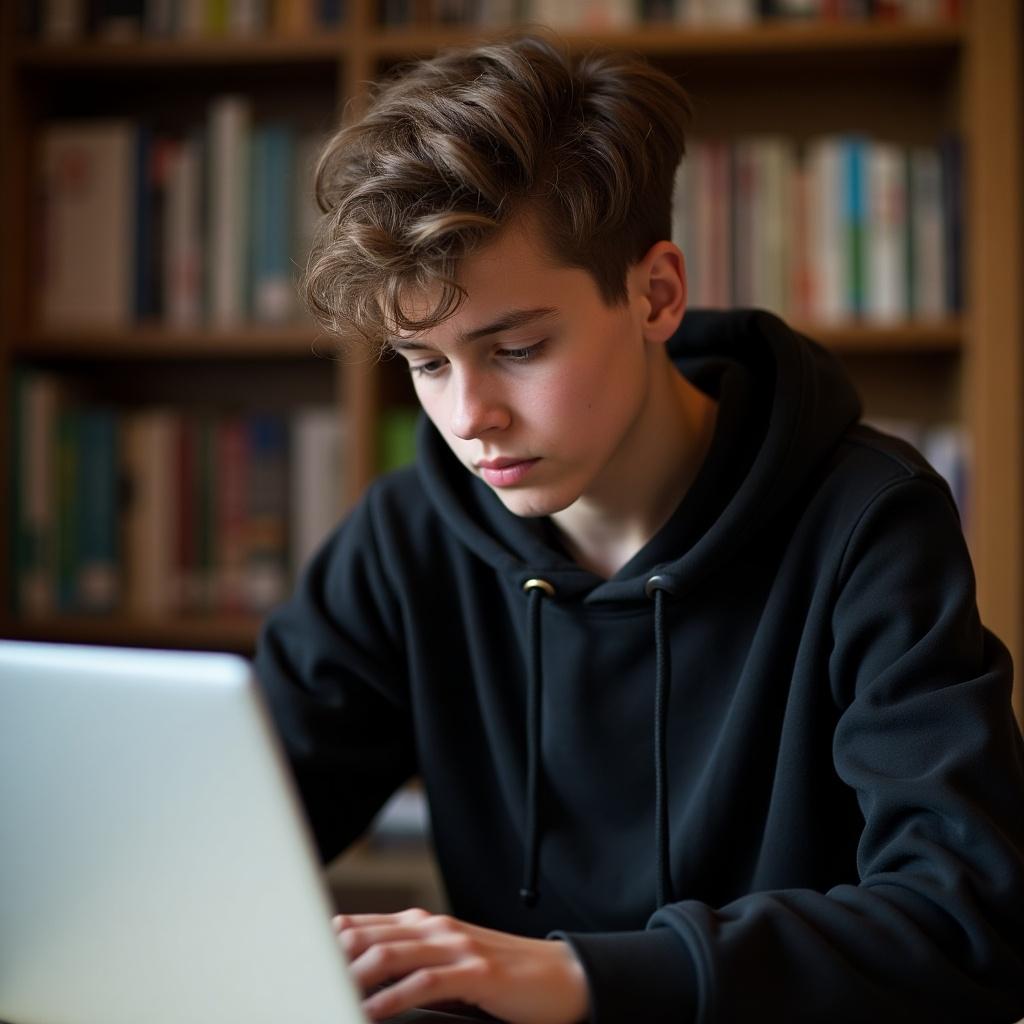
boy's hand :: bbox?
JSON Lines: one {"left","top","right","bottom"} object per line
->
{"left": 332, "top": 908, "right": 590, "bottom": 1024}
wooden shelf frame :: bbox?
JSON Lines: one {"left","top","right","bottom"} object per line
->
{"left": 0, "top": 3, "right": 1021, "bottom": 729}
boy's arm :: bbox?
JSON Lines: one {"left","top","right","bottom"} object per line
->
{"left": 561, "top": 476, "right": 1024, "bottom": 1024}
{"left": 254, "top": 488, "right": 417, "bottom": 863}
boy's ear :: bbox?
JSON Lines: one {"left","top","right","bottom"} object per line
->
{"left": 634, "top": 241, "right": 687, "bottom": 344}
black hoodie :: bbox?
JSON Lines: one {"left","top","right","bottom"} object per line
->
{"left": 254, "top": 309, "right": 1024, "bottom": 1023}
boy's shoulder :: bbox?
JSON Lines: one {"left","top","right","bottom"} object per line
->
{"left": 821, "top": 420, "right": 962, "bottom": 523}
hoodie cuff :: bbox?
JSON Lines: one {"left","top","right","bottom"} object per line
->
{"left": 549, "top": 927, "right": 698, "bottom": 1024}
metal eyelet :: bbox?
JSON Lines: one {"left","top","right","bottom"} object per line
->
{"left": 522, "top": 578, "right": 556, "bottom": 598}
{"left": 645, "top": 574, "right": 676, "bottom": 598}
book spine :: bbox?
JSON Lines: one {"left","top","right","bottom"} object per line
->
{"left": 76, "top": 409, "right": 119, "bottom": 613}
{"left": 243, "top": 414, "right": 290, "bottom": 612}
{"left": 844, "top": 136, "right": 868, "bottom": 318}
{"left": 866, "top": 142, "right": 907, "bottom": 323}
{"left": 165, "top": 130, "right": 205, "bottom": 327}
{"left": 13, "top": 372, "right": 59, "bottom": 617}
{"left": 217, "top": 415, "right": 249, "bottom": 613}
{"left": 939, "top": 135, "right": 963, "bottom": 314}
{"left": 909, "top": 145, "right": 945, "bottom": 319}
{"left": 290, "top": 407, "right": 345, "bottom": 576}
{"left": 56, "top": 409, "right": 79, "bottom": 612}
{"left": 208, "top": 95, "right": 252, "bottom": 327}
{"left": 41, "top": 120, "right": 138, "bottom": 327}
{"left": 122, "top": 409, "right": 176, "bottom": 617}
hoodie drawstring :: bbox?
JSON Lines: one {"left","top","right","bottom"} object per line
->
{"left": 520, "top": 578, "right": 554, "bottom": 908}
{"left": 518, "top": 574, "right": 675, "bottom": 913}
{"left": 647, "top": 575, "right": 676, "bottom": 908}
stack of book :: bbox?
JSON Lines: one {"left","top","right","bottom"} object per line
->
{"left": 674, "top": 135, "right": 961, "bottom": 324}
{"left": 10, "top": 371, "right": 345, "bottom": 620}
{"left": 377, "top": 0, "right": 961, "bottom": 29}
{"left": 38, "top": 102, "right": 324, "bottom": 330}
{"left": 21, "top": 0, "right": 346, "bottom": 40}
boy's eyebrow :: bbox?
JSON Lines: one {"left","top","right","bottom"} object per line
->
{"left": 389, "top": 307, "right": 559, "bottom": 352}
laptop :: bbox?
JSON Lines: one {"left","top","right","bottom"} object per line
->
{"left": 0, "top": 640, "right": 486, "bottom": 1024}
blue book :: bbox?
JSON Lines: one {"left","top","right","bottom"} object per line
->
{"left": 250, "top": 123, "right": 295, "bottom": 323}
{"left": 843, "top": 137, "right": 868, "bottom": 319}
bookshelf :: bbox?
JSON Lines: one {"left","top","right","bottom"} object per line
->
{"left": 0, "top": 1, "right": 1021, "bottom": 728}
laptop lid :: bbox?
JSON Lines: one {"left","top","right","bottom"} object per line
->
{"left": 0, "top": 640, "right": 423, "bottom": 1024}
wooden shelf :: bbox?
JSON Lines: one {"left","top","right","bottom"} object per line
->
{"left": 19, "top": 323, "right": 329, "bottom": 360}
{"left": 794, "top": 319, "right": 962, "bottom": 353}
{"left": 370, "top": 20, "right": 963, "bottom": 61}
{"left": 0, "top": 614, "right": 263, "bottom": 652}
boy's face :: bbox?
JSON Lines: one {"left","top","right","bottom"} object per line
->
{"left": 389, "top": 219, "right": 657, "bottom": 519}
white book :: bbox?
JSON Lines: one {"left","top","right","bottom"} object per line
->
{"left": 290, "top": 407, "right": 346, "bottom": 577}
{"left": 806, "top": 137, "right": 846, "bottom": 324}
{"left": 121, "top": 409, "right": 177, "bottom": 617}
{"left": 909, "top": 146, "right": 946, "bottom": 320}
{"left": 207, "top": 95, "right": 252, "bottom": 328}
{"left": 164, "top": 136, "right": 204, "bottom": 327}
{"left": 866, "top": 142, "right": 908, "bottom": 324}
{"left": 41, "top": 120, "right": 137, "bottom": 328}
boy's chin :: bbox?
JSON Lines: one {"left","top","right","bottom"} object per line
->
{"left": 489, "top": 484, "right": 577, "bottom": 519}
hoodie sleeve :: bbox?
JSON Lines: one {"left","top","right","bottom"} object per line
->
{"left": 563, "top": 476, "right": 1024, "bottom": 1024}
{"left": 253, "top": 487, "right": 418, "bottom": 863}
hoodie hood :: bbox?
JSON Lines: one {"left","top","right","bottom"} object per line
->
{"left": 416, "top": 308, "right": 862, "bottom": 603}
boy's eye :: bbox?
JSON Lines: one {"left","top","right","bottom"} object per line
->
{"left": 408, "top": 357, "right": 448, "bottom": 377}
{"left": 500, "top": 339, "right": 546, "bottom": 362}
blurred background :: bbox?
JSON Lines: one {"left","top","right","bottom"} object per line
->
{"left": 1, "top": 0, "right": 1021, "bottom": 911}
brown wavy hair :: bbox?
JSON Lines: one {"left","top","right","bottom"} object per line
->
{"left": 301, "top": 33, "right": 692, "bottom": 353}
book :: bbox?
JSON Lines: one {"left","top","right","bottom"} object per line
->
{"left": 290, "top": 406, "right": 346, "bottom": 577}
{"left": 908, "top": 145, "right": 945, "bottom": 320}
{"left": 250, "top": 122, "right": 297, "bottom": 323}
{"left": 164, "top": 131, "right": 205, "bottom": 327}
{"left": 12, "top": 372, "right": 60, "bottom": 618}
{"left": 40, "top": 120, "right": 138, "bottom": 327}
{"left": 121, "top": 408, "right": 178, "bottom": 617}
{"left": 207, "top": 95, "right": 252, "bottom": 327}
{"left": 243, "top": 414, "right": 290, "bottom": 613}
{"left": 866, "top": 141, "right": 908, "bottom": 323}
{"left": 76, "top": 409, "right": 120, "bottom": 613}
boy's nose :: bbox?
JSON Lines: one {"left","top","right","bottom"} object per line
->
{"left": 449, "top": 373, "right": 511, "bottom": 440}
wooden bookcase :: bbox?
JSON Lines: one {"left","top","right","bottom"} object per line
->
{"left": 0, "top": 2, "right": 1021, "bottom": 724}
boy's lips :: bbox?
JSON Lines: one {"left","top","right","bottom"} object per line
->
{"left": 476, "top": 457, "right": 540, "bottom": 487}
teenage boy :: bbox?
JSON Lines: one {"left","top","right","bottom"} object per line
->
{"left": 254, "top": 34, "right": 1024, "bottom": 1024}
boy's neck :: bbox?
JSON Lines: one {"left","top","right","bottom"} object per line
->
{"left": 550, "top": 359, "right": 718, "bottom": 580}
